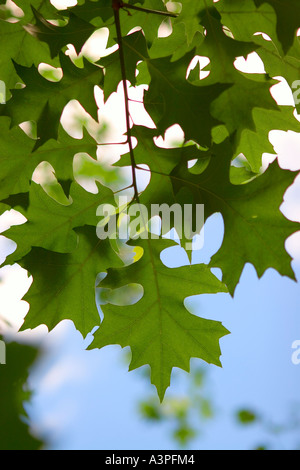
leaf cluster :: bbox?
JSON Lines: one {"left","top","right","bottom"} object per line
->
{"left": 0, "top": 0, "right": 299, "bottom": 399}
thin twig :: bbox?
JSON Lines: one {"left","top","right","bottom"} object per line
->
{"left": 113, "top": 184, "right": 135, "bottom": 194}
{"left": 122, "top": 2, "right": 178, "bottom": 18}
{"left": 113, "top": 5, "right": 140, "bottom": 202}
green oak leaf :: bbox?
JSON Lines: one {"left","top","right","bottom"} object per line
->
{"left": 99, "top": 30, "right": 149, "bottom": 101}
{"left": 117, "top": 125, "right": 206, "bottom": 205}
{"left": 91, "top": 238, "right": 229, "bottom": 400}
{"left": 171, "top": 137, "right": 299, "bottom": 294}
{"left": 116, "top": 125, "right": 210, "bottom": 254}
{"left": 0, "top": 201, "right": 9, "bottom": 217}
{"left": 0, "top": 117, "right": 98, "bottom": 200}
{"left": 215, "top": 1, "right": 300, "bottom": 110}
{"left": 117, "top": 125, "right": 187, "bottom": 169}
{"left": 13, "top": 0, "right": 58, "bottom": 19}
{"left": 255, "top": 34, "right": 300, "bottom": 113}
{"left": 195, "top": 7, "right": 258, "bottom": 83}
{"left": 229, "top": 165, "right": 259, "bottom": 185}
{"left": 1, "top": 53, "right": 103, "bottom": 147}
{"left": 0, "top": 193, "right": 30, "bottom": 218}
{"left": 148, "top": 22, "right": 198, "bottom": 61}
{"left": 210, "top": 72, "right": 278, "bottom": 138}
{"left": 216, "top": 0, "right": 279, "bottom": 48}
{"left": 20, "top": 226, "right": 122, "bottom": 336}
{"left": 2, "top": 181, "right": 115, "bottom": 264}
{"left": 209, "top": 164, "right": 299, "bottom": 293}
{"left": 174, "top": 0, "right": 208, "bottom": 46}
{"left": 236, "top": 106, "right": 300, "bottom": 172}
{"left": 62, "top": 0, "right": 145, "bottom": 28}
{"left": 60, "top": 0, "right": 114, "bottom": 26}
{"left": 0, "top": 0, "right": 59, "bottom": 89}
{"left": 24, "top": 7, "right": 96, "bottom": 59}
{"left": 144, "top": 51, "right": 230, "bottom": 146}
{"left": 188, "top": 5, "right": 277, "bottom": 154}
{"left": 253, "top": 0, "right": 300, "bottom": 54}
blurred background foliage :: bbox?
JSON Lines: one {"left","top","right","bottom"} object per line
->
{"left": 0, "top": 336, "right": 44, "bottom": 450}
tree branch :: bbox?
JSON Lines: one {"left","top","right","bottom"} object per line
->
{"left": 122, "top": 2, "right": 178, "bottom": 18}
{"left": 113, "top": 4, "right": 140, "bottom": 202}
